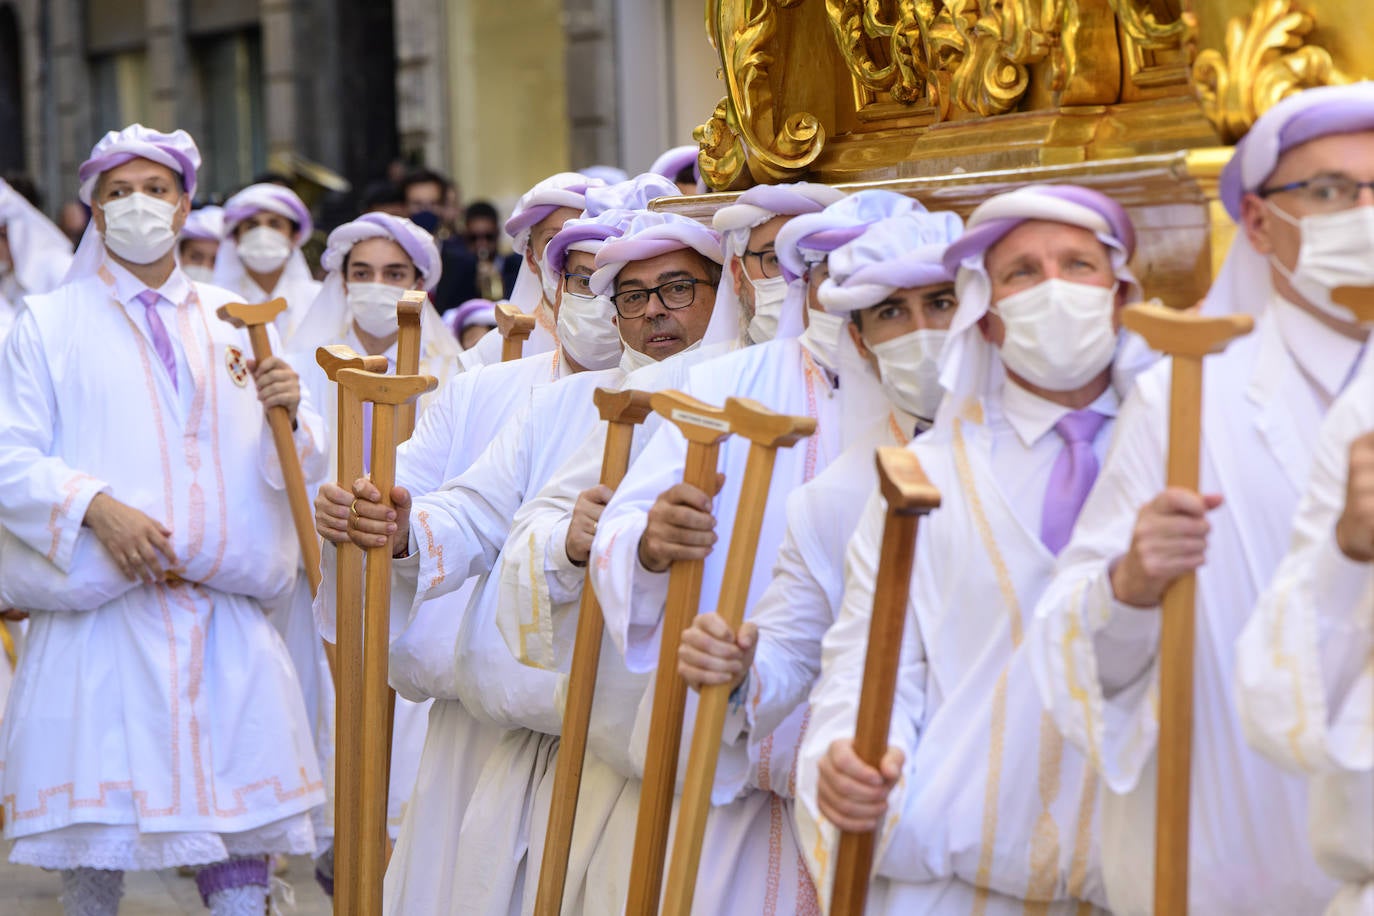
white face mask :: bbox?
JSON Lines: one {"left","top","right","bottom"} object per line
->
{"left": 183, "top": 264, "right": 215, "bottom": 285}
{"left": 801, "top": 308, "right": 846, "bottom": 369}
{"left": 348, "top": 282, "right": 404, "bottom": 338}
{"left": 745, "top": 275, "right": 788, "bottom": 343}
{"left": 619, "top": 338, "right": 657, "bottom": 374}
{"left": 869, "top": 328, "right": 947, "bottom": 423}
{"left": 101, "top": 193, "right": 180, "bottom": 264}
{"left": 992, "top": 279, "right": 1119, "bottom": 391}
{"left": 538, "top": 259, "right": 560, "bottom": 312}
{"left": 1267, "top": 203, "right": 1374, "bottom": 323}
{"left": 557, "top": 292, "right": 622, "bottom": 370}
{"left": 237, "top": 225, "right": 293, "bottom": 274}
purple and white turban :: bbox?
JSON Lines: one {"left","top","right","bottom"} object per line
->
{"left": 1206, "top": 81, "right": 1374, "bottom": 318}
{"left": 705, "top": 181, "right": 846, "bottom": 345}
{"left": 504, "top": 173, "right": 605, "bottom": 255}
{"left": 580, "top": 165, "right": 629, "bottom": 186}
{"left": 292, "top": 213, "right": 457, "bottom": 361}
{"left": 222, "top": 183, "right": 314, "bottom": 246}
{"left": 77, "top": 124, "right": 201, "bottom": 206}
{"left": 583, "top": 173, "right": 681, "bottom": 217}
{"left": 774, "top": 189, "right": 924, "bottom": 285}
{"left": 938, "top": 184, "right": 1143, "bottom": 403}
{"left": 180, "top": 205, "right": 225, "bottom": 243}
{"left": 544, "top": 209, "right": 640, "bottom": 278}
{"left": 67, "top": 124, "right": 201, "bottom": 281}
{"left": 590, "top": 211, "right": 723, "bottom": 297}
{"left": 650, "top": 145, "right": 701, "bottom": 189}
{"left": 213, "top": 182, "right": 316, "bottom": 295}
{"left": 446, "top": 297, "right": 498, "bottom": 336}
{"left": 818, "top": 211, "right": 963, "bottom": 314}
{"left": 0, "top": 177, "right": 74, "bottom": 295}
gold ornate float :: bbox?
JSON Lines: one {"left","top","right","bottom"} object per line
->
{"left": 665, "top": 0, "right": 1369, "bottom": 305}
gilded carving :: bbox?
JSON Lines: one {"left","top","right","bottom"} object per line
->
{"left": 1192, "top": 0, "right": 1350, "bottom": 144}
{"left": 708, "top": 0, "right": 826, "bottom": 183}
{"left": 823, "top": 0, "right": 929, "bottom": 104}
{"left": 693, "top": 98, "right": 750, "bottom": 191}
{"left": 1109, "top": 0, "right": 1192, "bottom": 50}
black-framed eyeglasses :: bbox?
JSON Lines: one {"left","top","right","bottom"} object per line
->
{"left": 562, "top": 272, "right": 594, "bottom": 299}
{"left": 1257, "top": 175, "right": 1374, "bottom": 211}
{"left": 743, "top": 247, "right": 781, "bottom": 279}
{"left": 610, "top": 277, "right": 710, "bottom": 319}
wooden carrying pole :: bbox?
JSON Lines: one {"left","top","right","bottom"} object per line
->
{"left": 218, "top": 298, "right": 323, "bottom": 597}
{"left": 1119, "top": 303, "right": 1252, "bottom": 916}
{"left": 1334, "top": 285, "right": 1374, "bottom": 323}
{"left": 661, "top": 398, "right": 815, "bottom": 916}
{"left": 315, "top": 346, "right": 389, "bottom": 916}
{"left": 829, "top": 447, "right": 941, "bottom": 916}
{"left": 495, "top": 302, "right": 537, "bottom": 362}
{"left": 533, "top": 387, "right": 655, "bottom": 916}
{"left": 624, "top": 391, "right": 734, "bottom": 916}
{"left": 333, "top": 367, "right": 439, "bottom": 916}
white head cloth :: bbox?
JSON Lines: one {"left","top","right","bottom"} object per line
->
{"left": 590, "top": 211, "right": 723, "bottom": 296}
{"left": 937, "top": 184, "right": 1142, "bottom": 406}
{"left": 0, "top": 178, "right": 74, "bottom": 295}
{"left": 580, "top": 165, "right": 629, "bottom": 185}
{"left": 180, "top": 205, "right": 225, "bottom": 242}
{"left": 582, "top": 173, "right": 681, "bottom": 218}
{"left": 818, "top": 211, "right": 962, "bottom": 313}
{"left": 650, "top": 145, "right": 702, "bottom": 192}
{"left": 1205, "top": 81, "right": 1374, "bottom": 317}
{"left": 293, "top": 212, "right": 458, "bottom": 360}
{"left": 704, "top": 182, "right": 846, "bottom": 346}
{"left": 212, "top": 183, "right": 316, "bottom": 297}
{"left": 503, "top": 173, "right": 605, "bottom": 322}
{"left": 65, "top": 124, "right": 202, "bottom": 283}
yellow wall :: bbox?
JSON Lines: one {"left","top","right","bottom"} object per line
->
{"left": 445, "top": 0, "right": 570, "bottom": 208}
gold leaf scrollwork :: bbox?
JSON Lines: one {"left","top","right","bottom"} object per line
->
{"left": 824, "top": 0, "right": 931, "bottom": 105}
{"left": 694, "top": 98, "right": 750, "bottom": 191}
{"left": 1108, "top": 0, "right": 1192, "bottom": 51}
{"left": 713, "top": 0, "right": 826, "bottom": 182}
{"left": 1192, "top": 0, "right": 1350, "bottom": 144}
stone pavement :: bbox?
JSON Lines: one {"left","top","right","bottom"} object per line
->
{"left": 0, "top": 855, "right": 333, "bottom": 915}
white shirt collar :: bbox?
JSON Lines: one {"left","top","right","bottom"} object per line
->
{"left": 103, "top": 256, "right": 192, "bottom": 308}
{"left": 1000, "top": 375, "right": 1120, "bottom": 449}
{"left": 1270, "top": 293, "right": 1367, "bottom": 399}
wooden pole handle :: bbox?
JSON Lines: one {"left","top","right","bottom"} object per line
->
{"left": 533, "top": 388, "right": 653, "bottom": 916}
{"left": 625, "top": 392, "right": 734, "bottom": 916}
{"left": 1119, "top": 303, "right": 1252, "bottom": 916}
{"left": 395, "top": 291, "right": 426, "bottom": 440}
{"left": 496, "top": 302, "right": 537, "bottom": 362}
{"left": 830, "top": 447, "right": 940, "bottom": 916}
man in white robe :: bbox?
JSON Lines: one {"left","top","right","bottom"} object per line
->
{"left": 589, "top": 189, "right": 961, "bottom": 915}
{"left": 277, "top": 213, "right": 460, "bottom": 885}
{"left": 1026, "top": 83, "right": 1374, "bottom": 915}
{"left": 0, "top": 176, "right": 75, "bottom": 337}
{"left": 343, "top": 207, "right": 722, "bottom": 916}
{"left": 211, "top": 183, "right": 321, "bottom": 347}
{"left": 674, "top": 208, "right": 964, "bottom": 791}
{"left": 459, "top": 173, "right": 606, "bottom": 370}
{"left": 177, "top": 205, "right": 224, "bottom": 286}
{"left": 0, "top": 124, "right": 326, "bottom": 915}
{"left": 1236, "top": 357, "right": 1374, "bottom": 916}
{"left": 783, "top": 186, "right": 1146, "bottom": 914}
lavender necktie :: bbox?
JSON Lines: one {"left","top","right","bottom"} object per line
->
{"left": 1040, "top": 409, "right": 1108, "bottom": 555}
{"left": 136, "top": 289, "right": 178, "bottom": 391}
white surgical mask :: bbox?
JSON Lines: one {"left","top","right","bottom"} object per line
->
{"left": 183, "top": 264, "right": 215, "bottom": 285}
{"left": 101, "top": 193, "right": 180, "bottom": 264}
{"left": 558, "top": 292, "right": 622, "bottom": 370}
{"left": 538, "top": 260, "right": 560, "bottom": 311}
{"left": 1267, "top": 203, "right": 1374, "bottom": 323}
{"left": 869, "top": 328, "right": 947, "bottom": 423}
{"left": 619, "top": 339, "right": 657, "bottom": 373}
{"left": 801, "top": 308, "right": 847, "bottom": 369}
{"left": 348, "top": 282, "right": 404, "bottom": 338}
{"left": 746, "top": 275, "right": 788, "bottom": 343}
{"left": 992, "top": 279, "right": 1118, "bottom": 391}
{"left": 237, "top": 225, "right": 293, "bottom": 274}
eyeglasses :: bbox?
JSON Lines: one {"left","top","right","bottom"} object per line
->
{"left": 743, "top": 247, "right": 781, "bottom": 279}
{"left": 1257, "top": 175, "right": 1374, "bottom": 212}
{"left": 610, "top": 277, "right": 710, "bottom": 319}
{"left": 562, "top": 272, "right": 594, "bottom": 299}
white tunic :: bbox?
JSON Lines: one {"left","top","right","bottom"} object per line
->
{"left": 589, "top": 337, "right": 889, "bottom": 915}
{"left": 1236, "top": 359, "right": 1374, "bottom": 916}
{"left": 0, "top": 262, "right": 327, "bottom": 869}
{"left": 458, "top": 302, "right": 557, "bottom": 371}
{"left": 797, "top": 387, "right": 1118, "bottom": 915}
{"left": 1026, "top": 300, "right": 1363, "bottom": 915}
